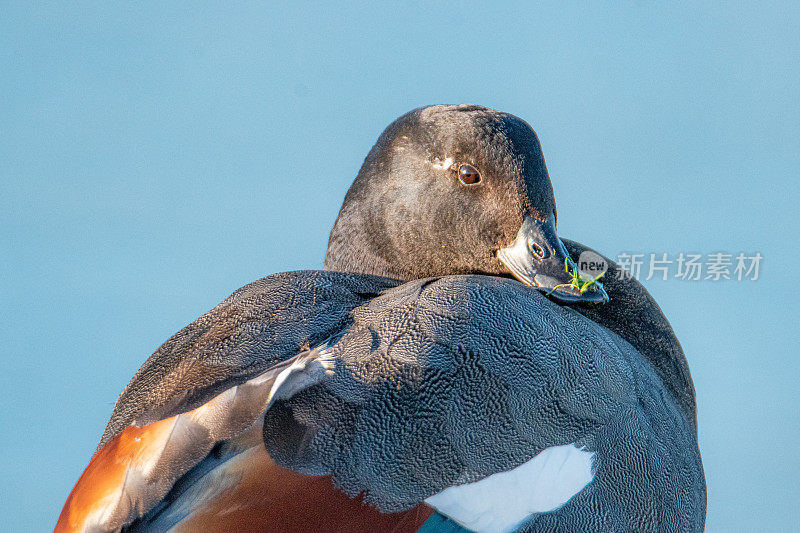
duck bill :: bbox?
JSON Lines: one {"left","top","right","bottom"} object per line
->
{"left": 497, "top": 215, "right": 609, "bottom": 305}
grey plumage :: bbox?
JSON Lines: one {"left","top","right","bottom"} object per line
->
{"left": 263, "top": 273, "right": 704, "bottom": 530}
{"left": 112, "top": 252, "right": 703, "bottom": 531}
{"left": 99, "top": 271, "right": 401, "bottom": 449}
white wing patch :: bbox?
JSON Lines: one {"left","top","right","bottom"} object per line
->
{"left": 425, "top": 444, "right": 595, "bottom": 533}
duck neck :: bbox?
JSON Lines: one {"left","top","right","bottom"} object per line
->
{"left": 323, "top": 237, "right": 402, "bottom": 280}
{"left": 323, "top": 205, "right": 407, "bottom": 280}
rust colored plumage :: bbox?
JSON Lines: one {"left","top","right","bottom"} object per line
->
{"left": 56, "top": 416, "right": 181, "bottom": 532}
{"left": 56, "top": 419, "right": 433, "bottom": 532}
{"left": 167, "top": 436, "right": 433, "bottom": 532}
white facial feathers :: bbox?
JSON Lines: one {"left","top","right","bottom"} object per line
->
{"left": 432, "top": 156, "right": 455, "bottom": 170}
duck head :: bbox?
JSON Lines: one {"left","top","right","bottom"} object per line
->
{"left": 324, "top": 104, "right": 608, "bottom": 305}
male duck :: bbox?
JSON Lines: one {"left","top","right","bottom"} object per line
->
{"left": 56, "top": 105, "right": 705, "bottom": 532}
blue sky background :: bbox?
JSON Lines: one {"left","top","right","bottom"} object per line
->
{"left": 2, "top": 3, "right": 798, "bottom": 531}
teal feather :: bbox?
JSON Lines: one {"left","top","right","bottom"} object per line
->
{"left": 417, "top": 512, "right": 470, "bottom": 533}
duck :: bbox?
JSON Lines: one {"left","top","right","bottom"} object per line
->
{"left": 55, "top": 104, "right": 705, "bottom": 532}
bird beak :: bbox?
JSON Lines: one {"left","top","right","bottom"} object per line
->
{"left": 497, "top": 215, "right": 609, "bottom": 305}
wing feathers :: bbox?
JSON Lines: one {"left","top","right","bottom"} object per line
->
{"left": 56, "top": 346, "right": 334, "bottom": 532}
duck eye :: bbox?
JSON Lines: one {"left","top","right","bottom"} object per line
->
{"left": 458, "top": 164, "right": 481, "bottom": 185}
